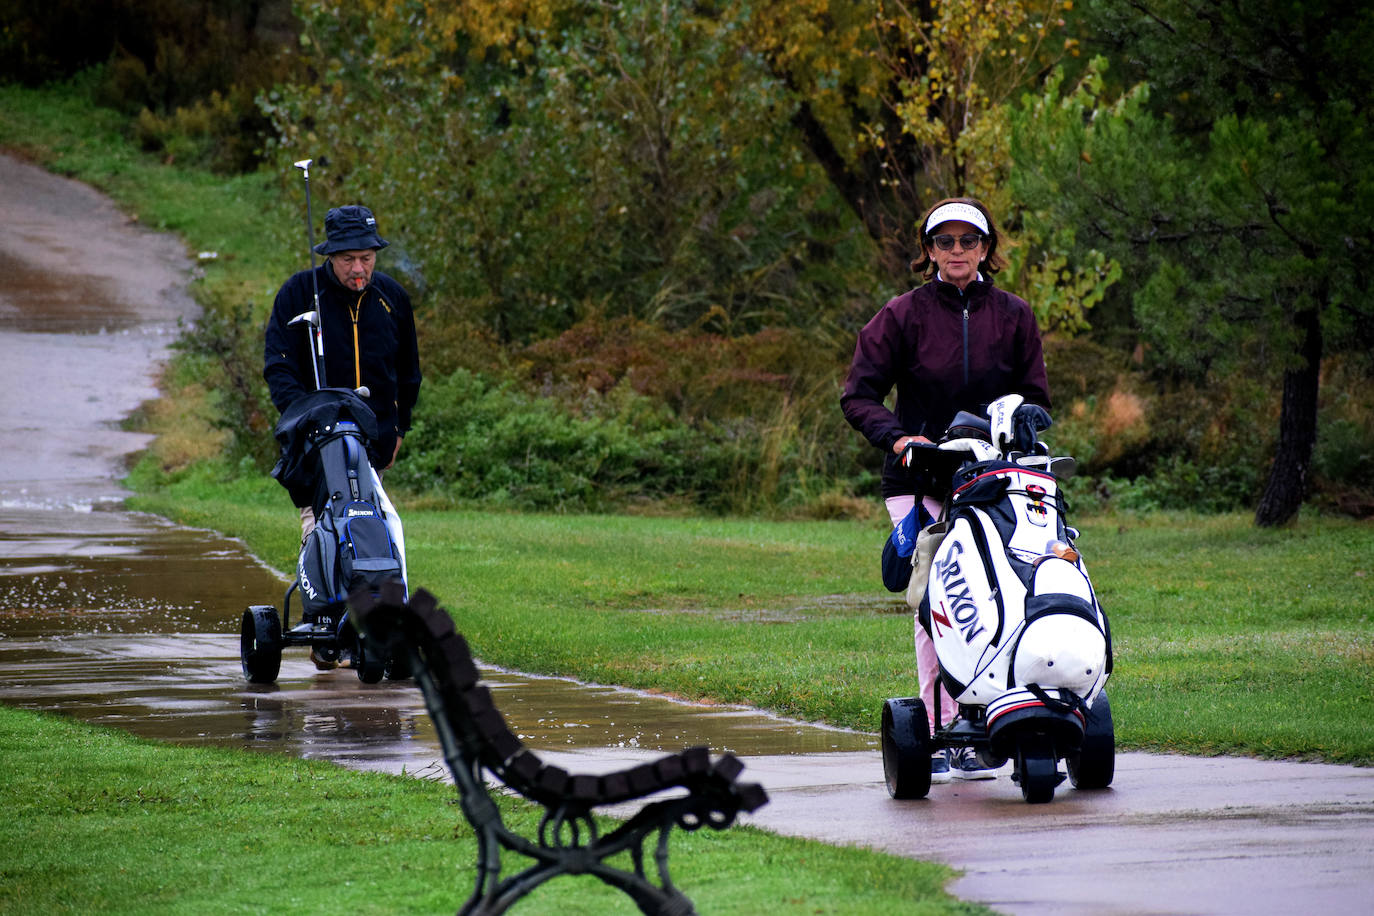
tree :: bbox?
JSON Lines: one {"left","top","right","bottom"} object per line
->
{"left": 1012, "top": 1, "right": 1374, "bottom": 525}
{"left": 268, "top": 0, "right": 881, "bottom": 344}
{"left": 276, "top": 0, "right": 1085, "bottom": 300}
{"left": 735, "top": 0, "right": 1081, "bottom": 280}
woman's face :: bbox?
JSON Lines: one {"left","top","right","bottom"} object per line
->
{"left": 926, "top": 219, "right": 988, "bottom": 290}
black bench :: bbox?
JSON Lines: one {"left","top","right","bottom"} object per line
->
{"left": 348, "top": 582, "right": 769, "bottom": 916}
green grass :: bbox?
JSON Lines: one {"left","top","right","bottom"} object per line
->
{"left": 0, "top": 706, "right": 979, "bottom": 916}
{"left": 1084, "top": 514, "right": 1374, "bottom": 759}
{"left": 128, "top": 465, "right": 1374, "bottom": 766}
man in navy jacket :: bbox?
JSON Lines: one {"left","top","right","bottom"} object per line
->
{"left": 264, "top": 204, "right": 421, "bottom": 480}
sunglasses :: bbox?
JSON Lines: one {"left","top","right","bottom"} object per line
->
{"left": 929, "top": 233, "right": 987, "bottom": 251}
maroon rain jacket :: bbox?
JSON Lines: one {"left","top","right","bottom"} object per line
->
{"left": 841, "top": 275, "right": 1050, "bottom": 498}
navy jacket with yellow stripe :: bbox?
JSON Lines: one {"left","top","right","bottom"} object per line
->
{"left": 264, "top": 260, "right": 420, "bottom": 464}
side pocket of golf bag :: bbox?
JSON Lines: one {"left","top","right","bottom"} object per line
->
{"left": 297, "top": 519, "right": 343, "bottom": 625}
{"left": 906, "top": 521, "right": 948, "bottom": 611}
{"left": 337, "top": 501, "right": 402, "bottom": 592}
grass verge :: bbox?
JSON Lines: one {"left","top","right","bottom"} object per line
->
{"left": 0, "top": 706, "right": 979, "bottom": 915}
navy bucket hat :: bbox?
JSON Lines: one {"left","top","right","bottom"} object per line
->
{"left": 314, "top": 205, "right": 389, "bottom": 255}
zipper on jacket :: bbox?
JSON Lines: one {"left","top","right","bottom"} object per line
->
{"left": 962, "top": 303, "right": 970, "bottom": 386}
{"left": 350, "top": 292, "right": 363, "bottom": 389}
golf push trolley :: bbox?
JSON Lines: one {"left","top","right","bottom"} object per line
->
{"left": 239, "top": 157, "right": 410, "bottom": 686}
{"left": 881, "top": 394, "right": 1116, "bottom": 804}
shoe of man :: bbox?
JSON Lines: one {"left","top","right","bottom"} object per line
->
{"left": 930, "top": 749, "right": 952, "bottom": 785}
{"left": 310, "top": 647, "right": 339, "bottom": 671}
{"left": 950, "top": 746, "right": 998, "bottom": 780}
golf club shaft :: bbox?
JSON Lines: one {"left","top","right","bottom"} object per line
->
{"left": 294, "top": 158, "right": 326, "bottom": 390}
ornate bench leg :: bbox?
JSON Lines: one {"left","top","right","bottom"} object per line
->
{"left": 348, "top": 589, "right": 763, "bottom": 915}
{"left": 460, "top": 822, "right": 505, "bottom": 915}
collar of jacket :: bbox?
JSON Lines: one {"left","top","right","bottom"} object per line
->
{"left": 929, "top": 274, "right": 993, "bottom": 311}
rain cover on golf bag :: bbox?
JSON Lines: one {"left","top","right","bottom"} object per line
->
{"left": 919, "top": 459, "right": 1111, "bottom": 712}
{"left": 273, "top": 388, "right": 379, "bottom": 509}
{"left": 275, "top": 389, "right": 407, "bottom": 623}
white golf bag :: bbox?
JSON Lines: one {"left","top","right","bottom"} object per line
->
{"left": 882, "top": 395, "right": 1114, "bottom": 803}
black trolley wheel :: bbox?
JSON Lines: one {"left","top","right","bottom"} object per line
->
{"left": 241, "top": 605, "right": 283, "bottom": 684}
{"left": 976, "top": 747, "right": 1009, "bottom": 770}
{"left": 351, "top": 626, "right": 385, "bottom": 684}
{"left": 881, "top": 697, "right": 933, "bottom": 800}
{"left": 1015, "top": 732, "right": 1060, "bottom": 804}
{"left": 1067, "top": 690, "right": 1116, "bottom": 790}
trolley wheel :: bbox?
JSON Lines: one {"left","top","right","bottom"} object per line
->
{"left": 881, "top": 697, "right": 933, "bottom": 800}
{"left": 241, "top": 606, "right": 282, "bottom": 684}
{"left": 384, "top": 649, "right": 413, "bottom": 680}
{"left": 352, "top": 628, "right": 385, "bottom": 684}
{"left": 1014, "top": 732, "right": 1062, "bottom": 804}
{"left": 1067, "top": 690, "right": 1116, "bottom": 789}
{"left": 975, "top": 747, "right": 1009, "bottom": 770}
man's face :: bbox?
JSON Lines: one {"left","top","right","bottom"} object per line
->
{"left": 331, "top": 248, "right": 377, "bottom": 291}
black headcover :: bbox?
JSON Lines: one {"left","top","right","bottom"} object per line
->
{"left": 271, "top": 388, "right": 380, "bottom": 507}
{"left": 1012, "top": 403, "right": 1052, "bottom": 453}
{"left": 944, "top": 410, "right": 992, "bottom": 442}
{"left": 898, "top": 441, "right": 970, "bottom": 503}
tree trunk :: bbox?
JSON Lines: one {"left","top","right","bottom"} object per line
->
{"left": 1254, "top": 302, "right": 1322, "bottom": 526}
{"left": 787, "top": 100, "right": 914, "bottom": 279}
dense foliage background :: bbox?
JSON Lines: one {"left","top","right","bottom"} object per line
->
{"left": 4, "top": 0, "right": 1371, "bottom": 521}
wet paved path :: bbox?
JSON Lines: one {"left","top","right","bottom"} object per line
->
{"left": 2, "top": 151, "right": 1372, "bottom": 915}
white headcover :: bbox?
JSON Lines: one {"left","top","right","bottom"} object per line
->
{"left": 925, "top": 202, "right": 989, "bottom": 235}
{"left": 988, "top": 394, "right": 1024, "bottom": 454}
{"left": 939, "top": 437, "right": 1001, "bottom": 463}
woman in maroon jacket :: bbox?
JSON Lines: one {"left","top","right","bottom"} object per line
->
{"left": 841, "top": 197, "right": 1050, "bottom": 783}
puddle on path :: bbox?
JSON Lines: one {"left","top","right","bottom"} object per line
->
{"left": 0, "top": 505, "right": 876, "bottom": 775}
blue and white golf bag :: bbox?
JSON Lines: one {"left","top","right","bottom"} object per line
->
{"left": 273, "top": 387, "right": 408, "bottom": 630}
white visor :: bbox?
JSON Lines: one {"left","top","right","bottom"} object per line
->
{"left": 924, "top": 202, "right": 989, "bottom": 236}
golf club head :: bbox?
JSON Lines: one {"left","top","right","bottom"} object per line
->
{"left": 294, "top": 158, "right": 312, "bottom": 172}
{"left": 288, "top": 310, "right": 319, "bottom": 328}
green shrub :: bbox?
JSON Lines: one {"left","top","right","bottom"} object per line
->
{"left": 172, "top": 300, "right": 279, "bottom": 472}
{"left": 1092, "top": 457, "right": 1264, "bottom": 513}
{"left": 391, "top": 369, "right": 735, "bottom": 512}
{"left": 132, "top": 87, "right": 272, "bottom": 173}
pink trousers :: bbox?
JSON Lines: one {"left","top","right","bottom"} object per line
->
{"left": 886, "top": 494, "right": 958, "bottom": 730}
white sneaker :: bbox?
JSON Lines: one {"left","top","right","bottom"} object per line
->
{"left": 930, "top": 750, "right": 952, "bottom": 784}
{"left": 950, "top": 746, "right": 998, "bottom": 780}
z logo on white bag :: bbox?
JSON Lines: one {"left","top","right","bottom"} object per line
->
{"left": 931, "top": 540, "right": 987, "bottom": 643}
